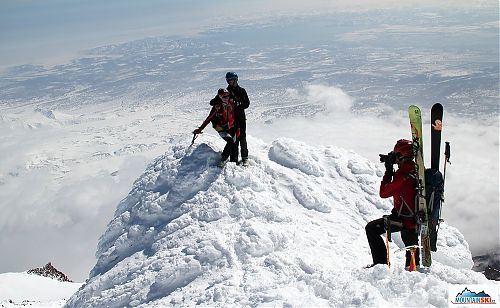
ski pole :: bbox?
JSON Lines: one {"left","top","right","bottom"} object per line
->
{"left": 441, "top": 141, "right": 451, "bottom": 209}
{"left": 386, "top": 230, "right": 391, "bottom": 268}
{"left": 443, "top": 141, "right": 451, "bottom": 183}
{"left": 437, "top": 142, "right": 451, "bottom": 232}
{"left": 409, "top": 247, "right": 417, "bottom": 272}
{"left": 384, "top": 216, "right": 391, "bottom": 267}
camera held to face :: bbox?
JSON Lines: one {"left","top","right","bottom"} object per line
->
{"left": 379, "top": 151, "right": 397, "bottom": 165}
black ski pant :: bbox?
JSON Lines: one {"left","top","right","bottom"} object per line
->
{"left": 365, "top": 218, "right": 419, "bottom": 267}
{"left": 221, "top": 137, "right": 238, "bottom": 162}
{"left": 236, "top": 120, "right": 248, "bottom": 160}
{"left": 219, "top": 128, "right": 238, "bottom": 162}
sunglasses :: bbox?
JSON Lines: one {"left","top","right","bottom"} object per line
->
{"left": 226, "top": 78, "right": 237, "bottom": 82}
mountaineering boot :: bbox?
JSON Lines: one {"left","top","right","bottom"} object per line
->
{"left": 241, "top": 157, "right": 249, "bottom": 167}
{"left": 218, "top": 156, "right": 228, "bottom": 168}
{"left": 405, "top": 265, "right": 429, "bottom": 273}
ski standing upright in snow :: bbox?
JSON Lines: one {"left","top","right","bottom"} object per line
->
{"left": 408, "top": 105, "right": 431, "bottom": 267}
{"left": 428, "top": 103, "right": 445, "bottom": 252}
{"left": 430, "top": 103, "right": 443, "bottom": 171}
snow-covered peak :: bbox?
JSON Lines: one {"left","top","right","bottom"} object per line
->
{"left": 66, "top": 136, "right": 488, "bottom": 307}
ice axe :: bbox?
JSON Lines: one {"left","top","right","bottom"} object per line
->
{"left": 186, "top": 131, "right": 202, "bottom": 154}
{"left": 191, "top": 127, "right": 205, "bottom": 145}
{"left": 191, "top": 132, "right": 200, "bottom": 145}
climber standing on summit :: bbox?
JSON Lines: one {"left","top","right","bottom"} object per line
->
{"left": 366, "top": 139, "right": 420, "bottom": 269}
{"left": 214, "top": 72, "right": 250, "bottom": 166}
{"left": 194, "top": 88, "right": 239, "bottom": 167}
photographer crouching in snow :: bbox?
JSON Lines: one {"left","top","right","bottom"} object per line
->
{"left": 366, "top": 139, "right": 420, "bottom": 270}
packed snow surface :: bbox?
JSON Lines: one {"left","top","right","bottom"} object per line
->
{"left": 0, "top": 272, "right": 82, "bottom": 308}
{"left": 66, "top": 136, "right": 489, "bottom": 307}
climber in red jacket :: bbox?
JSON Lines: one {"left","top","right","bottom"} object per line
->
{"left": 366, "top": 139, "right": 420, "bottom": 268}
{"left": 193, "top": 88, "right": 239, "bottom": 166}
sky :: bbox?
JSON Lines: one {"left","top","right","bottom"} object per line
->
{"left": 0, "top": 0, "right": 498, "bottom": 282}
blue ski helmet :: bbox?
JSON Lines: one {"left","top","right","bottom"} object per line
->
{"left": 225, "top": 71, "right": 238, "bottom": 82}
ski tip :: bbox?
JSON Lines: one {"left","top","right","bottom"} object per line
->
{"left": 408, "top": 105, "right": 421, "bottom": 114}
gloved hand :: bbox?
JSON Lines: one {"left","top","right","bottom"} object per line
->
{"left": 193, "top": 128, "right": 203, "bottom": 135}
{"left": 389, "top": 209, "right": 400, "bottom": 221}
{"left": 384, "top": 160, "right": 394, "bottom": 176}
{"left": 382, "top": 209, "right": 401, "bottom": 224}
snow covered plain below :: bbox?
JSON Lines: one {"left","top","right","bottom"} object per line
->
{"left": 65, "top": 136, "right": 491, "bottom": 307}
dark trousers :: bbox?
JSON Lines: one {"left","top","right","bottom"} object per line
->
{"left": 220, "top": 127, "right": 238, "bottom": 162}
{"left": 236, "top": 121, "right": 248, "bottom": 160}
{"left": 365, "top": 218, "right": 419, "bottom": 267}
{"left": 221, "top": 137, "right": 238, "bottom": 162}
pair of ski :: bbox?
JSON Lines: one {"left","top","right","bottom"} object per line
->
{"left": 408, "top": 103, "right": 448, "bottom": 268}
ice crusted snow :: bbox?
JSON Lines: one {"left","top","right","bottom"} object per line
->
{"left": 66, "top": 136, "right": 489, "bottom": 307}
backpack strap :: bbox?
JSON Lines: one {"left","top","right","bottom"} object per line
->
{"left": 397, "top": 173, "right": 418, "bottom": 219}
{"left": 398, "top": 195, "right": 416, "bottom": 218}
{"left": 428, "top": 191, "right": 435, "bottom": 213}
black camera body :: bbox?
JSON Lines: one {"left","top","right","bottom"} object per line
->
{"left": 379, "top": 151, "right": 397, "bottom": 165}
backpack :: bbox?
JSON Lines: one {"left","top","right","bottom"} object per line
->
{"left": 425, "top": 168, "right": 444, "bottom": 251}
{"left": 211, "top": 100, "right": 236, "bottom": 131}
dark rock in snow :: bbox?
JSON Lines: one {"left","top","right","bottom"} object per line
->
{"left": 27, "top": 262, "right": 73, "bottom": 282}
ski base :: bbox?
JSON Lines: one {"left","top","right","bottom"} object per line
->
{"left": 409, "top": 105, "right": 432, "bottom": 268}
{"left": 421, "top": 224, "right": 432, "bottom": 267}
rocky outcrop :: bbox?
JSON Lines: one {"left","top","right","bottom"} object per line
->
{"left": 473, "top": 250, "right": 500, "bottom": 281}
{"left": 27, "top": 262, "right": 72, "bottom": 282}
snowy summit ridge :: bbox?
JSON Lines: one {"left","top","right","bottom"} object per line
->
{"left": 66, "top": 136, "right": 487, "bottom": 307}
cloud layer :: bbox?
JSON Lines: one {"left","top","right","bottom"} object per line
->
{"left": 0, "top": 132, "right": 151, "bottom": 280}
